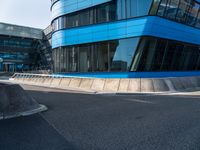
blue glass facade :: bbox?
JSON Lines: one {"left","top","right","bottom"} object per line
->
{"left": 51, "top": 0, "right": 200, "bottom": 74}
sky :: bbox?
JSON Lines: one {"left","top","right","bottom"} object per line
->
{"left": 0, "top": 0, "right": 51, "bottom": 29}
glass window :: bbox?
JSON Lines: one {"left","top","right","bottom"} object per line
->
{"left": 180, "top": 45, "right": 194, "bottom": 70}
{"left": 93, "top": 42, "right": 109, "bottom": 72}
{"left": 79, "top": 45, "right": 92, "bottom": 72}
{"left": 150, "top": 0, "right": 162, "bottom": 15}
{"left": 55, "top": 19, "right": 59, "bottom": 31}
{"left": 131, "top": 37, "right": 200, "bottom": 72}
{"left": 68, "top": 47, "right": 78, "bottom": 72}
{"left": 110, "top": 38, "right": 139, "bottom": 71}
{"left": 96, "top": 3, "right": 109, "bottom": 23}
{"left": 149, "top": 0, "right": 200, "bottom": 28}
{"left": 160, "top": 41, "right": 177, "bottom": 70}
{"left": 52, "top": 37, "right": 200, "bottom": 73}
{"left": 195, "top": 47, "right": 200, "bottom": 70}
{"left": 157, "top": 0, "right": 168, "bottom": 16}
{"left": 165, "top": 0, "right": 180, "bottom": 20}
{"left": 131, "top": 37, "right": 157, "bottom": 71}
{"left": 168, "top": 43, "right": 184, "bottom": 70}
{"left": 66, "top": 13, "right": 78, "bottom": 28}
{"left": 176, "top": 0, "right": 189, "bottom": 22}
{"left": 63, "top": 47, "right": 70, "bottom": 72}
{"left": 189, "top": 46, "right": 199, "bottom": 70}
{"left": 108, "top": 1, "right": 117, "bottom": 21}
{"left": 79, "top": 9, "right": 91, "bottom": 26}
{"left": 195, "top": 11, "right": 200, "bottom": 27}
{"left": 63, "top": 17, "right": 67, "bottom": 30}
{"left": 53, "top": 48, "right": 60, "bottom": 72}
{"left": 59, "top": 48, "right": 65, "bottom": 72}
{"left": 186, "top": 2, "right": 199, "bottom": 25}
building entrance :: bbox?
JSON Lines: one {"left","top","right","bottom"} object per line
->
{"left": 2, "top": 63, "right": 16, "bottom": 72}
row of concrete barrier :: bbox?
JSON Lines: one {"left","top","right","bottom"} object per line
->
{"left": 10, "top": 73, "right": 200, "bottom": 93}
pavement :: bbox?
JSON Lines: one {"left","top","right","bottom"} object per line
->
{"left": 1, "top": 84, "right": 200, "bottom": 150}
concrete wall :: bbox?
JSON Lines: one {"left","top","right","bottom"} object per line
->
{"left": 10, "top": 73, "right": 200, "bottom": 93}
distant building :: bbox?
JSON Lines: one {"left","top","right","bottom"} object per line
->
{"left": 51, "top": 0, "right": 200, "bottom": 74}
{"left": 0, "top": 22, "right": 52, "bottom": 72}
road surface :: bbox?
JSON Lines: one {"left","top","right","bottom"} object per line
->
{"left": 1, "top": 84, "right": 200, "bottom": 150}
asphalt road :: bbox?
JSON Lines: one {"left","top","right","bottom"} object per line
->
{"left": 1, "top": 85, "right": 200, "bottom": 150}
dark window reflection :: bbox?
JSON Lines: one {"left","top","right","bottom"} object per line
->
{"left": 131, "top": 37, "right": 200, "bottom": 71}
{"left": 110, "top": 38, "right": 139, "bottom": 71}
{"left": 151, "top": 0, "right": 200, "bottom": 29}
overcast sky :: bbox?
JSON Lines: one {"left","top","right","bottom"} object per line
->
{"left": 0, "top": 0, "right": 51, "bottom": 29}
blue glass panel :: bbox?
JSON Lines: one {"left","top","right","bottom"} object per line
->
{"left": 52, "top": 16, "right": 200, "bottom": 49}
{"left": 52, "top": 0, "right": 112, "bottom": 19}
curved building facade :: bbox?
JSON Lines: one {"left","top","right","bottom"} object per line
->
{"left": 51, "top": 0, "right": 200, "bottom": 73}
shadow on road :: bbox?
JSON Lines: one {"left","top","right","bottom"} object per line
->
{"left": 0, "top": 114, "right": 76, "bottom": 150}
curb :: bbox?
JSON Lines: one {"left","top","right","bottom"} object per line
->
{"left": 1, "top": 104, "right": 48, "bottom": 120}
{"left": 4, "top": 80, "right": 200, "bottom": 95}
{"left": 4, "top": 74, "right": 200, "bottom": 95}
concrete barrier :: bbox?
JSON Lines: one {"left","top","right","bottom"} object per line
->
{"left": 170, "top": 78, "right": 185, "bottom": 91}
{"left": 34, "top": 76, "right": 41, "bottom": 84}
{"left": 196, "top": 77, "right": 200, "bottom": 87}
{"left": 79, "top": 78, "right": 94, "bottom": 89}
{"left": 195, "top": 77, "right": 200, "bottom": 87}
{"left": 50, "top": 78, "right": 61, "bottom": 87}
{"left": 23, "top": 75, "right": 31, "bottom": 84}
{"left": 118, "top": 79, "right": 130, "bottom": 92}
{"left": 59, "top": 78, "right": 71, "bottom": 88}
{"left": 17, "top": 74, "right": 24, "bottom": 82}
{"left": 27, "top": 75, "right": 34, "bottom": 83}
{"left": 189, "top": 77, "right": 199, "bottom": 88}
{"left": 28, "top": 75, "right": 36, "bottom": 85}
{"left": 0, "top": 83, "right": 47, "bottom": 120}
{"left": 128, "top": 79, "right": 141, "bottom": 92}
{"left": 12, "top": 74, "right": 19, "bottom": 81}
{"left": 152, "top": 79, "right": 169, "bottom": 92}
{"left": 180, "top": 77, "right": 193, "bottom": 89}
{"left": 43, "top": 77, "right": 53, "bottom": 86}
{"left": 69, "top": 78, "right": 82, "bottom": 88}
{"left": 141, "top": 79, "right": 154, "bottom": 92}
{"left": 9, "top": 73, "right": 200, "bottom": 93}
{"left": 104, "top": 79, "right": 120, "bottom": 92}
{"left": 91, "top": 79, "right": 106, "bottom": 91}
{"left": 36, "top": 76, "right": 46, "bottom": 85}
{"left": 164, "top": 79, "right": 176, "bottom": 92}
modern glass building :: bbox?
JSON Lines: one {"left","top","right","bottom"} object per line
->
{"left": 0, "top": 22, "right": 52, "bottom": 72}
{"left": 51, "top": 0, "right": 200, "bottom": 74}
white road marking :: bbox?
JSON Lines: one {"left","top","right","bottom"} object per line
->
{"left": 124, "top": 98, "right": 154, "bottom": 104}
{"left": 171, "top": 96, "right": 200, "bottom": 99}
